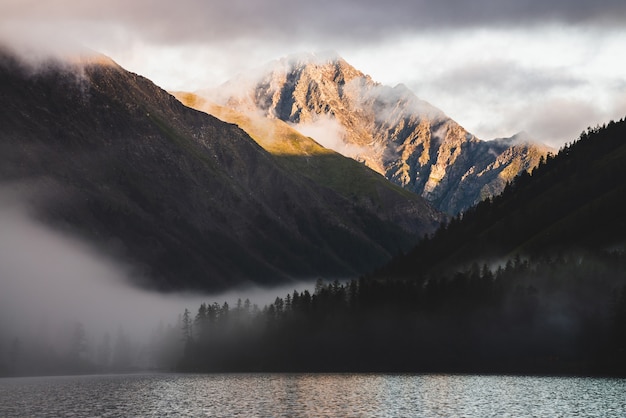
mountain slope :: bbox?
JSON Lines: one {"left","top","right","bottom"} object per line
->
{"left": 173, "top": 92, "right": 442, "bottom": 234}
{"left": 175, "top": 119, "right": 626, "bottom": 376}
{"left": 376, "top": 118, "right": 626, "bottom": 278}
{"left": 207, "top": 52, "right": 552, "bottom": 214}
{"left": 0, "top": 50, "right": 441, "bottom": 291}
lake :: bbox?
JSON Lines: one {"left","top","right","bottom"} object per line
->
{"left": 1, "top": 373, "right": 625, "bottom": 417}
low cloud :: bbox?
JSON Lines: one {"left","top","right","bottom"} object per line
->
{"left": 0, "top": 187, "right": 314, "bottom": 361}
{"left": 290, "top": 114, "right": 366, "bottom": 158}
{"left": 0, "top": 198, "right": 184, "bottom": 342}
{"left": 358, "top": 82, "right": 445, "bottom": 123}
{"left": 506, "top": 98, "right": 604, "bottom": 147}
{"left": 2, "top": 1, "right": 624, "bottom": 150}
{"left": 0, "top": 19, "right": 101, "bottom": 67}
{"left": 2, "top": 1, "right": 626, "bottom": 49}
{"left": 609, "top": 87, "right": 626, "bottom": 122}
{"left": 430, "top": 60, "right": 586, "bottom": 98}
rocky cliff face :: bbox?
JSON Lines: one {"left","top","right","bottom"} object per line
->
{"left": 0, "top": 50, "right": 442, "bottom": 291}
{"left": 209, "top": 52, "right": 552, "bottom": 214}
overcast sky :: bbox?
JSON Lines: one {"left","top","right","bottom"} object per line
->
{"left": 2, "top": 0, "right": 626, "bottom": 146}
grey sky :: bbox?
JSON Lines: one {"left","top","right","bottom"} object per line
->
{"left": 4, "top": 1, "right": 626, "bottom": 42}
{"left": 2, "top": 0, "right": 625, "bottom": 146}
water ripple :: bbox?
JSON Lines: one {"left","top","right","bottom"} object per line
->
{"left": 1, "top": 373, "right": 625, "bottom": 417}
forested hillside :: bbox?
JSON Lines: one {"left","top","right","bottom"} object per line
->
{"left": 177, "top": 252, "right": 626, "bottom": 375}
{"left": 378, "top": 118, "right": 626, "bottom": 278}
{"left": 174, "top": 120, "right": 626, "bottom": 375}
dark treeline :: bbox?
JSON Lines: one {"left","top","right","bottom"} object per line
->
{"left": 179, "top": 250, "right": 626, "bottom": 376}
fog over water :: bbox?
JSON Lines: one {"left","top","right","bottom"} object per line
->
{"left": 0, "top": 186, "right": 315, "bottom": 369}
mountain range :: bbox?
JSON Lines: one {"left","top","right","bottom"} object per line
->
{"left": 203, "top": 52, "right": 552, "bottom": 214}
{"left": 0, "top": 49, "right": 442, "bottom": 291}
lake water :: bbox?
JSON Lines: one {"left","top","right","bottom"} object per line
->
{"left": 1, "top": 373, "right": 625, "bottom": 417}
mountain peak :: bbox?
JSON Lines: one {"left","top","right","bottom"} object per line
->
{"left": 276, "top": 50, "right": 369, "bottom": 84}
{"left": 205, "top": 54, "right": 552, "bottom": 214}
{"left": 509, "top": 131, "right": 535, "bottom": 145}
{"left": 491, "top": 131, "right": 554, "bottom": 154}
{"left": 0, "top": 43, "right": 119, "bottom": 74}
{"left": 254, "top": 50, "right": 352, "bottom": 78}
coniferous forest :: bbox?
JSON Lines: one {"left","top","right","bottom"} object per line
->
{"left": 177, "top": 119, "right": 626, "bottom": 376}
{"left": 378, "top": 118, "right": 626, "bottom": 279}
{"left": 179, "top": 252, "right": 626, "bottom": 375}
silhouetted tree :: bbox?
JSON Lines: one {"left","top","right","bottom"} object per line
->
{"left": 97, "top": 332, "right": 112, "bottom": 369}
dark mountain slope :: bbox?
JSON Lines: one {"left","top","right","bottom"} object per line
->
{"left": 0, "top": 50, "right": 441, "bottom": 291}
{"left": 172, "top": 118, "right": 626, "bottom": 376}
{"left": 376, "top": 118, "right": 626, "bottom": 278}
{"left": 174, "top": 118, "right": 626, "bottom": 376}
{"left": 172, "top": 92, "right": 441, "bottom": 235}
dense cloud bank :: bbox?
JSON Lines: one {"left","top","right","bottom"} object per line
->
{"left": 2, "top": 1, "right": 625, "bottom": 146}
{"left": 3, "top": 1, "right": 626, "bottom": 45}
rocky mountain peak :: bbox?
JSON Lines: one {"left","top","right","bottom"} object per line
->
{"left": 205, "top": 53, "right": 552, "bottom": 214}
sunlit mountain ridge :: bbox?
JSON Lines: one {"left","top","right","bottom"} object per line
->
{"left": 203, "top": 52, "right": 553, "bottom": 214}
{"left": 173, "top": 92, "right": 440, "bottom": 234}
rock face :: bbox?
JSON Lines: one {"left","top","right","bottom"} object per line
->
{"left": 0, "top": 50, "right": 442, "bottom": 291}
{"left": 209, "top": 52, "right": 552, "bottom": 214}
